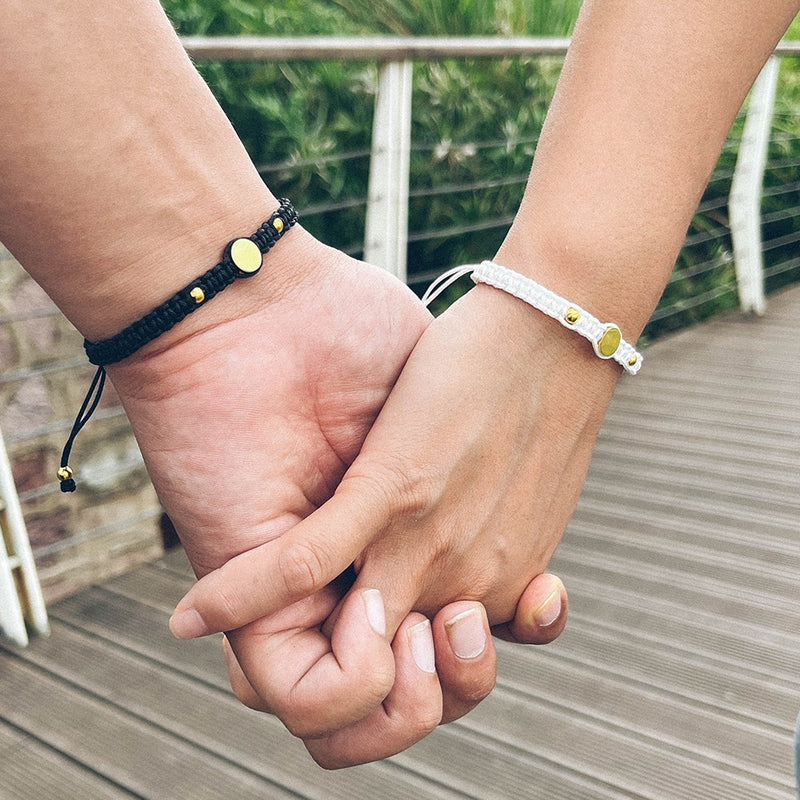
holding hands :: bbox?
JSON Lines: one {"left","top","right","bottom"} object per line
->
{"left": 110, "top": 228, "right": 574, "bottom": 767}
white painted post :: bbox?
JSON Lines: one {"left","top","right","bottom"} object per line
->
{"left": 0, "top": 428, "right": 49, "bottom": 646}
{"left": 364, "top": 60, "right": 413, "bottom": 281}
{"left": 0, "top": 525, "right": 27, "bottom": 647}
{"left": 729, "top": 56, "right": 780, "bottom": 315}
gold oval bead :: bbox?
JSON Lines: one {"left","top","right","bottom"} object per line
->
{"left": 57, "top": 466, "right": 73, "bottom": 481}
{"left": 564, "top": 307, "right": 581, "bottom": 325}
{"left": 598, "top": 325, "right": 622, "bottom": 358}
{"left": 628, "top": 354, "right": 638, "bottom": 367}
{"left": 229, "top": 238, "right": 263, "bottom": 274}
{"left": 272, "top": 217, "right": 285, "bottom": 234}
{"left": 189, "top": 287, "right": 205, "bottom": 304}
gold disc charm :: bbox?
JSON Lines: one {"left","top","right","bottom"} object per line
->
{"left": 597, "top": 325, "right": 622, "bottom": 358}
{"left": 229, "top": 238, "right": 263, "bottom": 275}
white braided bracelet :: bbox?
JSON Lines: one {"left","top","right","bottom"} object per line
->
{"left": 422, "top": 261, "right": 642, "bottom": 375}
{"left": 471, "top": 261, "right": 642, "bottom": 374}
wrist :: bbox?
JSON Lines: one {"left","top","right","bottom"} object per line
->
{"left": 440, "top": 283, "right": 620, "bottom": 461}
{"left": 69, "top": 193, "right": 311, "bottom": 341}
{"left": 495, "top": 216, "right": 673, "bottom": 342}
{"left": 84, "top": 199, "right": 301, "bottom": 366}
{"left": 469, "top": 281, "right": 622, "bottom": 391}
{"left": 472, "top": 261, "right": 642, "bottom": 375}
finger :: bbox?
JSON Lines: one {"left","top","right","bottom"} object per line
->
{"left": 432, "top": 602, "right": 497, "bottom": 724}
{"left": 169, "top": 485, "right": 390, "bottom": 639}
{"left": 228, "top": 586, "right": 396, "bottom": 739}
{"left": 305, "top": 612, "right": 443, "bottom": 769}
{"left": 222, "top": 635, "right": 271, "bottom": 712}
{"left": 491, "top": 574, "right": 568, "bottom": 644}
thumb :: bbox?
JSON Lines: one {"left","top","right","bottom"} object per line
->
{"left": 491, "top": 573, "right": 568, "bottom": 645}
{"left": 169, "top": 479, "right": 390, "bottom": 638}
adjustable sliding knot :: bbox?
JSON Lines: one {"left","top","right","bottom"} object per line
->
{"left": 59, "top": 365, "right": 106, "bottom": 492}
{"left": 59, "top": 199, "right": 298, "bottom": 492}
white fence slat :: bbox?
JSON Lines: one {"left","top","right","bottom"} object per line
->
{"left": 0, "top": 525, "right": 28, "bottom": 647}
{"left": 364, "top": 60, "right": 413, "bottom": 280}
{"left": 729, "top": 56, "right": 780, "bottom": 315}
{"left": 0, "top": 428, "right": 49, "bottom": 646}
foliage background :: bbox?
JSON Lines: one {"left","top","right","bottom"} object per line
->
{"left": 162, "top": 0, "right": 800, "bottom": 339}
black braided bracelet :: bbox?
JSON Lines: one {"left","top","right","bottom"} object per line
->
{"left": 58, "top": 198, "right": 298, "bottom": 492}
{"left": 84, "top": 198, "right": 298, "bottom": 366}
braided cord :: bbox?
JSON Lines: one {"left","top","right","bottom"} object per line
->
{"left": 471, "top": 261, "right": 642, "bottom": 374}
{"left": 84, "top": 198, "right": 298, "bottom": 366}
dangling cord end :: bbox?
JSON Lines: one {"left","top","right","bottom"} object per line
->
{"left": 59, "top": 366, "right": 107, "bottom": 493}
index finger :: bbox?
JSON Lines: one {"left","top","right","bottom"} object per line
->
{"left": 169, "top": 483, "right": 389, "bottom": 639}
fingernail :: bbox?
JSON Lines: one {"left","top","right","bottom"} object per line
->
{"left": 362, "top": 589, "right": 386, "bottom": 636}
{"left": 408, "top": 620, "right": 436, "bottom": 673}
{"left": 445, "top": 607, "right": 487, "bottom": 660}
{"left": 534, "top": 589, "right": 562, "bottom": 628}
{"left": 169, "top": 608, "right": 208, "bottom": 639}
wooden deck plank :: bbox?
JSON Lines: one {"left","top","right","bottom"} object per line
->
{"left": 562, "top": 581, "right": 799, "bottom": 682}
{"left": 492, "top": 648, "right": 792, "bottom": 783}
{"left": 0, "top": 653, "right": 299, "bottom": 800}
{"left": 0, "top": 722, "right": 136, "bottom": 800}
{"left": 456, "top": 684, "right": 791, "bottom": 800}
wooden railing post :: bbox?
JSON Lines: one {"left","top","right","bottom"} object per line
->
{"left": 729, "top": 55, "right": 780, "bottom": 315}
{"left": 364, "top": 60, "right": 413, "bottom": 281}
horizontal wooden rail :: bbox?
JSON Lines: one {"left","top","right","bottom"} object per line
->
{"left": 181, "top": 35, "right": 572, "bottom": 61}
{"left": 181, "top": 35, "right": 800, "bottom": 62}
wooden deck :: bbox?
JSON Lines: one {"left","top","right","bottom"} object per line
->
{"left": 2, "top": 285, "right": 799, "bottom": 800}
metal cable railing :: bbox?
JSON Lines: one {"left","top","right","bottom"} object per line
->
{"left": 177, "top": 38, "right": 800, "bottom": 338}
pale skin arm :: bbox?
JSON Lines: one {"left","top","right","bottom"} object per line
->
{"left": 0, "top": 0, "right": 567, "bottom": 766}
{"left": 171, "top": 0, "right": 800, "bottom": 767}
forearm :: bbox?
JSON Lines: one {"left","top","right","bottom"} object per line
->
{"left": 0, "top": 0, "right": 310, "bottom": 342}
{"left": 497, "top": 0, "right": 800, "bottom": 337}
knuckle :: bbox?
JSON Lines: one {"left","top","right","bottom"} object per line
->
{"left": 407, "top": 704, "right": 443, "bottom": 739}
{"left": 206, "top": 570, "right": 249, "bottom": 630}
{"left": 281, "top": 668, "right": 395, "bottom": 741}
{"left": 282, "top": 713, "right": 322, "bottom": 741}
{"left": 231, "top": 683, "right": 269, "bottom": 713}
{"left": 454, "top": 673, "right": 495, "bottom": 706}
{"left": 344, "top": 457, "right": 442, "bottom": 522}
{"left": 269, "top": 691, "right": 329, "bottom": 740}
{"left": 277, "top": 539, "right": 327, "bottom": 600}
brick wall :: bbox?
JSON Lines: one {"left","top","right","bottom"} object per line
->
{"left": 0, "top": 244, "right": 162, "bottom": 603}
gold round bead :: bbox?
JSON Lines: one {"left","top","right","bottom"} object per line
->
{"left": 564, "top": 307, "right": 581, "bottom": 325}
{"left": 272, "top": 217, "right": 285, "bottom": 234}
{"left": 189, "top": 287, "right": 205, "bottom": 304}
{"left": 57, "top": 466, "right": 73, "bottom": 481}
{"left": 229, "top": 238, "right": 263, "bottom": 274}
